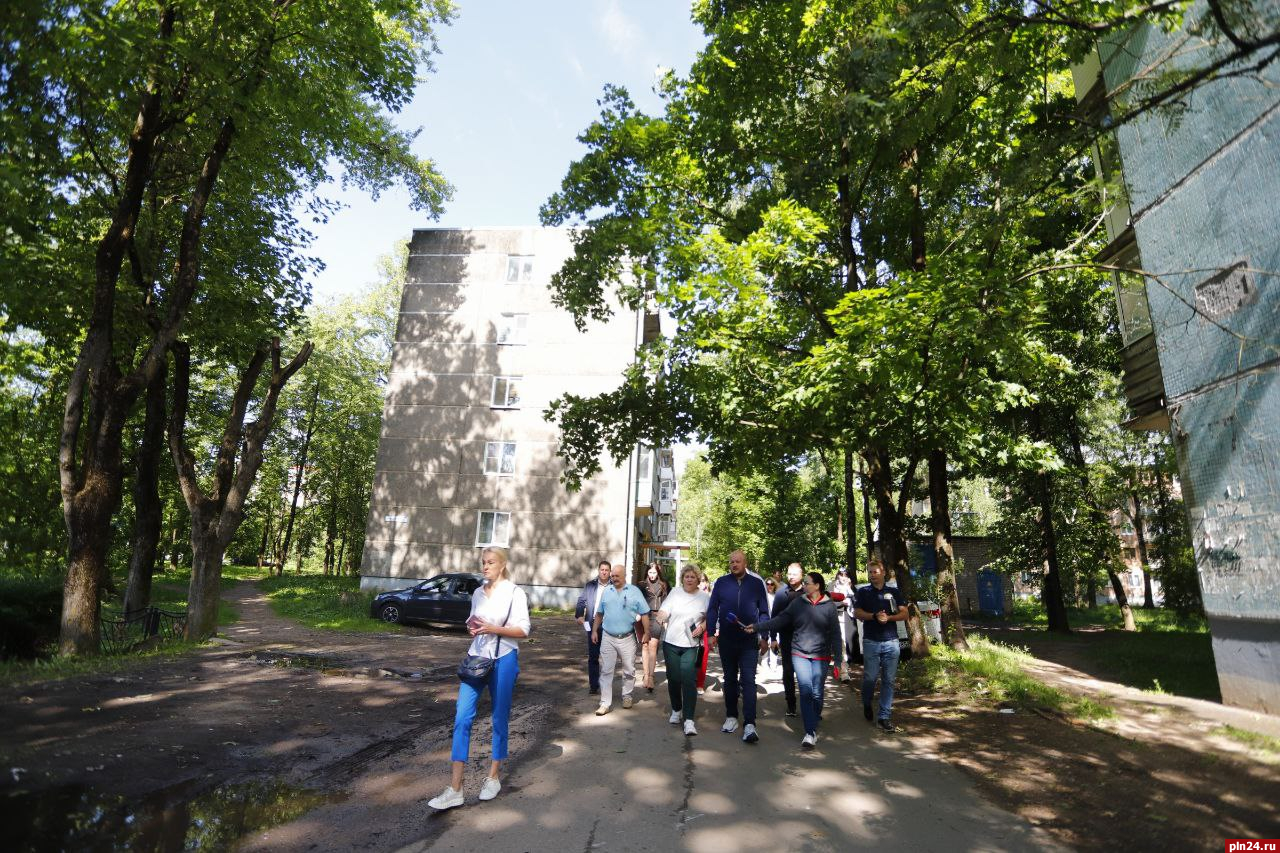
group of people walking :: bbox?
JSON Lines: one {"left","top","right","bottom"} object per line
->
{"left": 426, "top": 546, "right": 907, "bottom": 811}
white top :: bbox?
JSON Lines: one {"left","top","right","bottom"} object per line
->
{"left": 657, "top": 588, "right": 710, "bottom": 648}
{"left": 467, "top": 580, "right": 531, "bottom": 659}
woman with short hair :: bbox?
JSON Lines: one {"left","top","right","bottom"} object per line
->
{"left": 745, "top": 571, "right": 841, "bottom": 749}
{"left": 429, "top": 547, "right": 530, "bottom": 810}
{"left": 654, "top": 564, "right": 710, "bottom": 735}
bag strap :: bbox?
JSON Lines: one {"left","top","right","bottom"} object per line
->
{"left": 489, "top": 588, "right": 516, "bottom": 659}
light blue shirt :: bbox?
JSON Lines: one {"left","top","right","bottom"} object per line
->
{"left": 597, "top": 583, "right": 648, "bottom": 636}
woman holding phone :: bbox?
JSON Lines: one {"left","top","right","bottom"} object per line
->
{"left": 428, "top": 547, "right": 530, "bottom": 810}
{"left": 653, "top": 564, "right": 710, "bottom": 736}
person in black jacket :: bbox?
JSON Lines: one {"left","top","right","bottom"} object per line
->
{"left": 768, "top": 563, "right": 804, "bottom": 716}
{"left": 574, "top": 560, "right": 612, "bottom": 695}
{"left": 746, "top": 571, "right": 841, "bottom": 748}
{"left": 705, "top": 549, "right": 770, "bottom": 744}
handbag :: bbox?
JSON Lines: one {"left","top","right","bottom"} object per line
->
{"left": 457, "top": 591, "right": 514, "bottom": 682}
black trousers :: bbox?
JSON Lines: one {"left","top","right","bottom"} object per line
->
{"left": 586, "top": 629, "right": 602, "bottom": 690}
{"left": 780, "top": 635, "right": 797, "bottom": 711}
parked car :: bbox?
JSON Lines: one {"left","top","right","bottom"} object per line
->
{"left": 370, "top": 573, "right": 482, "bottom": 626}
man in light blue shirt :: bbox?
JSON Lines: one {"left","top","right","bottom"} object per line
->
{"left": 591, "top": 563, "right": 650, "bottom": 715}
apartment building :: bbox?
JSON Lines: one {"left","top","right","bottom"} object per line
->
{"left": 361, "top": 227, "right": 670, "bottom": 605}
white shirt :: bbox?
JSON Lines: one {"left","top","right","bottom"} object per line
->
{"left": 466, "top": 580, "right": 531, "bottom": 659}
{"left": 657, "top": 587, "right": 710, "bottom": 648}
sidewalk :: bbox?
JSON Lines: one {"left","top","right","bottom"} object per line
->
{"left": 394, "top": 659, "right": 1064, "bottom": 853}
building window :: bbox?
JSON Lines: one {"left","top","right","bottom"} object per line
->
{"left": 657, "top": 514, "right": 675, "bottom": 540}
{"left": 497, "top": 313, "right": 529, "bottom": 345}
{"left": 505, "top": 256, "right": 534, "bottom": 283}
{"left": 491, "top": 376, "right": 521, "bottom": 408}
{"left": 483, "top": 441, "right": 517, "bottom": 475}
{"left": 659, "top": 479, "right": 674, "bottom": 501}
{"left": 476, "top": 511, "right": 511, "bottom": 547}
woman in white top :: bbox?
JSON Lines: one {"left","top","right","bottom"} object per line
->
{"left": 429, "top": 547, "right": 531, "bottom": 810}
{"left": 653, "top": 564, "right": 710, "bottom": 736}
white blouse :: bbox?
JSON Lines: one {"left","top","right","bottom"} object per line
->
{"left": 657, "top": 588, "right": 710, "bottom": 648}
{"left": 466, "top": 580, "right": 531, "bottom": 659}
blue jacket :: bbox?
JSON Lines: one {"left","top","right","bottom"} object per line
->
{"left": 574, "top": 578, "right": 606, "bottom": 621}
{"left": 705, "top": 572, "right": 770, "bottom": 644}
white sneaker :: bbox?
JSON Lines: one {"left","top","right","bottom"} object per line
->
{"left": 428, "top": 786, "right": 464, "bottom": 810}
{"left": 742, "top": 723, "right": 759, "bottom": 744}
{"left": 595, "top": 705, "right": 610, "bottom": 716}
{"left": 801, "top": 732, "right": 816, "bottom": 749}
{"left": 478, "top": 776, "right": 501, "bottom": 801}
{"left": 669, "top": 710, "right": 682, "bottom": 725}
{"left": 721, "top": 717, "right": 739, "bottom": 734}
{"left": 684, "top": 719, "right": 697, "bottom": 736}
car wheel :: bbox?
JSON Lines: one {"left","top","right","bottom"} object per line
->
{"left": 379, "top": 604, "right": 402, "bottom": 624}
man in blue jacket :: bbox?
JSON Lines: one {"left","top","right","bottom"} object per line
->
{"left": 705, "top": 549, "right": 770, "bottom": 743}
{"left": 574, "top": 560, "right": 612, "bottom": 695}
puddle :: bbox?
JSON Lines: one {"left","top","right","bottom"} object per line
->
{"left": 2, "top": 777, "right": 345, "bottom": 851}
{"left": 241, "top": 651, "right": 341, "bottom": 669}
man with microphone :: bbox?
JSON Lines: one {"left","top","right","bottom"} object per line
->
{"left": 853, "top": 557, "right": 908, "bottom": 733}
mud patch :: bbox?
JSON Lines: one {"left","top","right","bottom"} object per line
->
{"left": 2, "top": 777, "right": 344, "bottom": 851}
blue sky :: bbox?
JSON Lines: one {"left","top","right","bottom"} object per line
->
{"left": 307, "top": 0, "right": 706, "bottom": 300}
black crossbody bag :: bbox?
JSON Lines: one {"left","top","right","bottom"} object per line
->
{"left": 457, "top": 591, "right": 515, "bottom": 683}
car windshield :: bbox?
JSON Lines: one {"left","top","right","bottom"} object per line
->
{"left": 416, "top": 577, "right": 450, "bottom": 594}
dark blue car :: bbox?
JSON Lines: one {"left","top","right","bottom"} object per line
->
{"left": 370, "top": 573, "right": 483, "bottom": 626}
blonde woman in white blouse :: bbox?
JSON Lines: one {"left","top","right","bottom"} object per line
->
{"left": 428, "top": 547, "right": 531, "bottom": 810}
{"left": 653, "top": 564, "right": 710, "bottom": 736}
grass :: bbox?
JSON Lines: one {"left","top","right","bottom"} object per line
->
{"left": 901, "top": 635, "right": 1114, "bottom": 721}
{"left": 256, "top": 572, "right": 396, "bottom": 632}
{"left": 1214, "top": 725, "right": 1280, "bottom": 755}
{"left": 113, "top": 567, "right": 239, "bottom": 626}
{"left": 0, "top": 639, "right": 213, "bottom": 688}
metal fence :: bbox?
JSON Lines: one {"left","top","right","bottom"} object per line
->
{"left": 100, "top": 607, "right": 187, "bottom": 655}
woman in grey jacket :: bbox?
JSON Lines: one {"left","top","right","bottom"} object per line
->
{"left": 745, "top": 571, "right": 842, "bottom": 748}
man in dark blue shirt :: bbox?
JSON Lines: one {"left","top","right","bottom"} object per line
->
{"left": 853, "top": 558, "right": 908, "bottom": 733}
{"left": 574, "top": 560, "right": 612, "bottom": 695}
{"left": 705, "top": 549, "right": 770, "bottom": 743}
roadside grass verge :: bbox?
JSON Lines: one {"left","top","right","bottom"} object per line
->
{"left": 1214, "top": 725, "right": 1280, "bottom": 757}
{"left": 257, "top": 572, "right": 397, "bottom": 632}
{"left": 900, "top": 635, "right": 1113, "bottom": 721}
{"left": 0, "top": 639, "right": 212, "bottom": 688}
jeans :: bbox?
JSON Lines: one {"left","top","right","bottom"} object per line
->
{"left": 451, "top": 649, "right": 519, "bottom": 762}
{"left": 718, "top": 638, "right": 759, "bottom": 724}
{"left": 663, "top": 642, "right": 700, "bottom": 718}
{"left": 791, "top": 654, "right": 829, "bottom": 736}
{"left": 585, "top": 628, "right": 601, "bottom": 691}
{"left": 779, "top": 636, "right": 796, "bottom": 711}
{"left": 861, "top": 638, "right": 900, "bottom": 721}
{"left": 599, "top": 631, "right": 637, "bottom": 707}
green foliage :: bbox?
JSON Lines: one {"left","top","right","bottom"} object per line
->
{"left": 256, "top": 573, "right": 393, "bottom": 633}
{"left": 1213, "top": 725, "right": 1280, "bottom": 756}
{"left": 677, "top": 451, "right": 846, "bottom": 578}
{"left": 0, "top": 573, "right": 63, "bottom": 659}
{"left": 0, "top": 638, "right": 210, "bottom": 688}
{"left": 900, "top": 635, "right": 1113, "bottom": 720}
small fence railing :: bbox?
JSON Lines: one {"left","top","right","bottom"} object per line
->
{"left": 100, "top": 606, "right": 187, "bottom": 655}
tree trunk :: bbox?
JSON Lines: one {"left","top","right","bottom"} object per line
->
{"left": 860, "top": 462, "right": 875, "bottom": 560}
{"left": 864, "top": 447, "right": 928, "bottom": 657}
{"left": 1034, "top": 467, "right": 1072, "bottom": 634}
{"left": 186, "top": 515, "right": 224, "bottom": 640}
{"left": 256, "top": 511, "right": 271, "bottom": 570}
{"left": 124, "top": 362, "right": 167, "bottom": 616}
{"left": 1085, "top": 571, "right": 1098, "bottom": 609}
{"left": 278, "top": 381, "right": 319, "bottom": 573}
{"left": 323, "top": 490, "right": 338, "bottom": 575}
{"left": 1131, "top": 488, "right": 1155, "bottom": 608}
{"left": 928, "top": 449, "right": 967, "bottom": 650}
{"left": 843, "top": 448, "right": 858, "bottom": 578}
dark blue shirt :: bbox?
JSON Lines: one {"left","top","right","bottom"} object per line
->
{"left": 705, "top": 572, "right": 770, "bottom": 644}
{"left": 855, "top": 583, "right": 904, "bottom": 642}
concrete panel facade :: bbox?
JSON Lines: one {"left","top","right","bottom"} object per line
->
{"left": 362, "top": 228, "right": 639, "bottom": 605}
{"left": 1099, "top": 3, "right": 1280, "bottom": 713}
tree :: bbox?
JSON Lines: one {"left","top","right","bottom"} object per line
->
{"left": 170, "top": 337, "right": 311, "bottom": 639}
{"left": 3, "top": 1, "right": 453, "bottom": 654}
